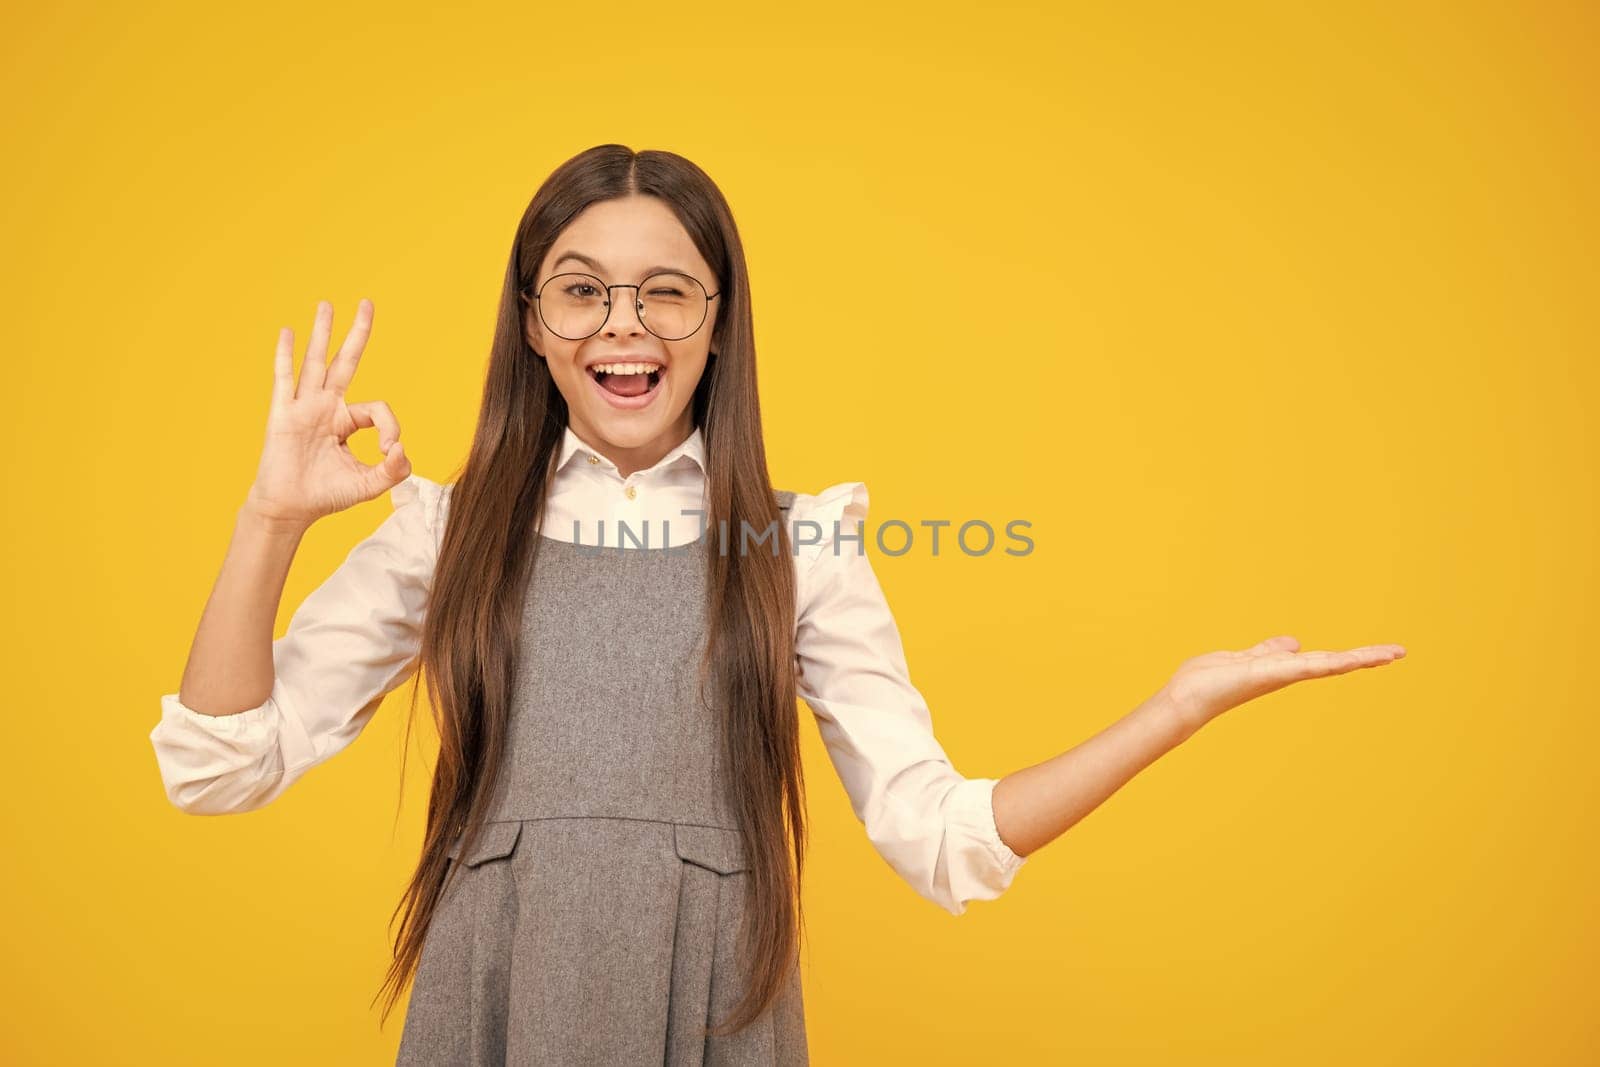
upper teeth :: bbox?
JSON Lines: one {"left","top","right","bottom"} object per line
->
{"left": 594, "top": 362, "right": 660, "bottom": 375}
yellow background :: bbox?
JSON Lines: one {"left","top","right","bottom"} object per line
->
{"left": 3, "top": 1, "right": 1594, "bottom": 1063}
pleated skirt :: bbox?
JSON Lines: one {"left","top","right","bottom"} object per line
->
{"left": 396, "top": 816, "right": 808, "bottom": 1065}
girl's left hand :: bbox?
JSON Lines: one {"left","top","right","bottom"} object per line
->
{"left": 1157, "top": 635, "right": 1407, "bottom": 734}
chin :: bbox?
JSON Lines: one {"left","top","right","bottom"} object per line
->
{"left": 589, "top": 407, "right": 677, "bottom": 445}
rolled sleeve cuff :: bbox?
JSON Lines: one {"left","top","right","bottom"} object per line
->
{"left": 156, "top": 691, "right": 275, "bottom": 737}
{"left": 951, "top": 776, "right": 1027, "bottom": 877}
{"left": 149, "top": 692, "right": 295, "bottom": 814}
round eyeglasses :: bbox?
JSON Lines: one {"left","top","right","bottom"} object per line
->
{"left": 520, "top": 271, "right": 721, "bottom": 342}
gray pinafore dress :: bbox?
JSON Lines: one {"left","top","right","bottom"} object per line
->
{"left": 396, "top": 491, "right": 808, "bottom": 1065}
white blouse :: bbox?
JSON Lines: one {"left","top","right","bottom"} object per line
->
{"left": 149, "top": 426, "right": 1027, "bottom": 915}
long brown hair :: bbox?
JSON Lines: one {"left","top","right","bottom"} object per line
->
{"left": 371, "top": 145, "right": 807, "bottom": 1038}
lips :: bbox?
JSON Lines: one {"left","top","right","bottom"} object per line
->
{"left": 586, "top": 363, "right": 666, "bottom": 410}
{"left": 591, "top": 365, "right": 661, "bottom": 392}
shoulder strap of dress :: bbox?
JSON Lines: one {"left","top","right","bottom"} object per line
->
{"left": 774, "top": 488, "right": 796, "bottom": 512}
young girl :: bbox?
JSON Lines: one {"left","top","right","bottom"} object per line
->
{"left": 149, "top": 144, "right": 1406, "bottom": 1065}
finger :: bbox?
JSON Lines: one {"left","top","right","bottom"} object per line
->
{"left": 272, "top": 326, "right": 295, "bottom": 409}
{"left": 1245, "top": 635, "right": 1300, "bottom": 656}
{"left": 1222, "top": 634, "right": 1298, "bottom": 662}
{"left": 362, "top": 439, "right": 411, "bottom": 496}
{"left": 1350, "top": 643, "right": 1407, "bottom": 658}
{"left": 296, "top": 300, "right": 334, "bottom": 396}
{"left": 1322, "top": 644, "right": 1408, "bottom": 665}
{"left": 324, "top": 297, "right": 373, "bottom": 398}
{"left": 345, "top": 400, "right": 402, "bottom": 450}
{"left": 1258, "top": 647, "right": 1403, "bottom": 683}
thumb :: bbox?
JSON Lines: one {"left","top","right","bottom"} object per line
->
{"left": 371, "top": 439, "right": 411, "bottom": 493}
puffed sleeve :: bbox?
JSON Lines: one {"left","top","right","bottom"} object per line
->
{"left": 149, "top": 474, "right": 452, "bottom": 815}
{"left": 790, "top": 481, "right": 1027, "bottom": 916}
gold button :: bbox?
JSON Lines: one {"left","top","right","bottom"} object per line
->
{"left": 624, "top": 485, "right": 637, "bottom": 500}
{"left": 586, "top": 454, "right": 600, "bottom": 465}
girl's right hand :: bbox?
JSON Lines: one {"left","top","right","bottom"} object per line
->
{"left": 242, "top": 299, "right": 412, "bottom": 531}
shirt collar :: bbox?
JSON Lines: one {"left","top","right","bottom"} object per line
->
{"left": 554, "top": 424, "right": 707, "bottom": 479}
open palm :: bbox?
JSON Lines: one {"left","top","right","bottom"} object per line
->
{"left": 244, "top": 299, "right": 411, "bottom": 528}
{"left": 1159, "top": 634, "right": 1407, "bottom": 732}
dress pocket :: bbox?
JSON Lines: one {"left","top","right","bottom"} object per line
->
{"left": 673, "top": 823, "right": 751, "bottom": 874}
{"left": 445, "top": 819, "right": 523, "bottom": 867}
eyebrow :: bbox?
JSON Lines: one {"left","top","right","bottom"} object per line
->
{"left": 551, "top": 250, "right": 696, "bottom": 279}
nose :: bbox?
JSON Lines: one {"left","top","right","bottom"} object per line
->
{"left": 602, "top": 283, "right": 647, "bottom": 338}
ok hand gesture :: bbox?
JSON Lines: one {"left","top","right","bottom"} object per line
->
{"left": 243, "top": 299, "right": 412, "bottom": 530}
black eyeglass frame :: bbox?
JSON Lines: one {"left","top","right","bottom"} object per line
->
{"left": 518, "top": 271, "right": 723, "bottom": 342}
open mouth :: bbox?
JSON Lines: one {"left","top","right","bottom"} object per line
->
{"left": 587, "top": 362, "right": 665, "bottom": 408}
